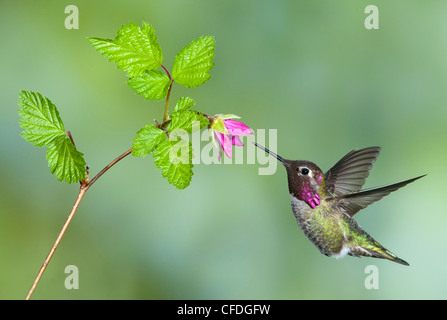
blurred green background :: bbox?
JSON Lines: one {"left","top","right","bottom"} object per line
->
{"left": 1, "top": 0, "right": 446, "bottom": 299}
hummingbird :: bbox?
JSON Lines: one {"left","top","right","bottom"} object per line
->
{"left": 254, "top": 143, "right": 425, "bottom": 266}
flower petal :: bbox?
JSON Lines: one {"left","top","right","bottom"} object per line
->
{"left": 221, "top": 133, "right": 232, "bottom": 159}
{"left": 218, "top": 147, "right": 222, "bottom": 161}
{"left": 214, "top": 130, "right": 225, "bottom": 146}
{"left": 231, "top": 135, "right": 244, "bottom": 146}
{"left": 223, "top": 119, "right": 253, "bottom": 136}
{"left": 214, "top": 131, "right": 232, "bottom": 160}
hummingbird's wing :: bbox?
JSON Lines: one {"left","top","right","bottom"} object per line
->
{"left": 328, "top": 175, "right": 425, "bottom": 217}
{"left": 325, "top": 147, "right": 381, "bottom": 196}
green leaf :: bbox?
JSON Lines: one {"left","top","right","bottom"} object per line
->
{"left": 132, "top": 124, "right": 166, "bottom": 157}
{"left": 18, "top": 90, "right": 66, "bottom": 147}
{"left": 127, "top": 70, "right": 171, "bottom": 101}
{"left": 153, "top": 139, "right": 193, "bottom": 189}
{"left": 174, "top": 96, "right": 195, "bottom": 113}
{"left": 169, "top": 109, "right": 209, "bottom": 134}
{"left": 172, "top": 36, "right": 215, "bottom": 88}
{"left": 88, "top": 22, "right": 163, "bottom": 78}
{"left": 46, "top": 135, "right": 86, "bottom": 183}
{"left": 18, "top": 90, "right": 87, "bottom": 184}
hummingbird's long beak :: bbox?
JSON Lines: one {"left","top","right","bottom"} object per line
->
{"left": 253, "top": 142, "right": 287, "bottom": 165}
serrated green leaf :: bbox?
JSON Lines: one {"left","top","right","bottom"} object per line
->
{"left": 127, "top": 70, "right": 171, "bottom": 101}
{"left": 88, "top": 22, "right": 163, "bottom": 78}
{"left": 132, "top": 124, "right": 166, "bottom": 157}
{"left": 172, "top": 36, "right": 215, "bottom": 88}
{"left": 18, "top": 90, "right": 66, "bottom": 147}
{"left": 46, "top": 135, "right": 86, "bottom": 184}
{"left": 153, "top": 139, "right": 193, "bottom": 189}
{"left": 169, "top": 109, "right": 209, "bottom": 134}
{"left": 174, "top": 96, "right": 195, "bottom": 113}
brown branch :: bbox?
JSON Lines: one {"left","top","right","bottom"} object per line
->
{"left": 25, "top": 147, "right": 133, "bottom": 300}
{"left": 25, "top": 186, "right": 87, "bottom": 300}
{"left": 26, "top": 53, "right": 175, "bottom": 300}
{"left": 85, "top": 148, "right": 133, "bottom": 191}
{"left": 162, "top": 81, "right": 173, "bottom": 123}
{"left": 66, "top": 131, "right": 76, "bottom": 148}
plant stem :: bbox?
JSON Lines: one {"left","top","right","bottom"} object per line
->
{"left": 25, "top": 147, "right": 133, "bottom": 300}
{"left": 26, "top": 61, "right": 172, "bottom": 298}
{"left": 163, "top": 81, "right": 173, "bottom": 123}
{"left": 160, "top": 63, "right": 173, "bottom": 124}
{"left": 86, "top": 148, "right": 133, "bottom": 190}
{"left": 160, "top": 64, "right": 171, "bottom": 80}
{"left": 25, "top": 186, "right": 87, "bottom": 300}
{"left": 66, "top": 131, "right": 76, "bottom": 148}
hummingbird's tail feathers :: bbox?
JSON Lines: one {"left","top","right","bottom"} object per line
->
{"left": 387, "top": 254, "right": 410, "bottom": 266}
{"left": 330, "top": 174, "right": 426, "bottom": 217}
{"left": 374, "top": 248, "right": 409, "bottom": 266}
{"left": 377, "top": 250, "right": 410, "bottom": 266}
{"left": 349, "top": 245, "right": 410, "bottom": 266}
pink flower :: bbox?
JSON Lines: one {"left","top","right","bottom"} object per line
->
{"left": 209, "top": 115, "right": 253, "bottom": 161}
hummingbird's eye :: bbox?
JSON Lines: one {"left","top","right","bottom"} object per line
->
{"left": 300, "top": 168, "right": 309, "bottom": 175}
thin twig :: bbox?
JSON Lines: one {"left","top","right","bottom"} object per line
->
{"left": 66, "top": 131, "right": 76, "bottom": 148}
{"left": 86, "top": 148, "right": 133, "bottom": 190}
{"left": 25, "top": 147, "right": 133, "bottom": 300}
{"left": 25, "top": 186, "right": 87, "bottom": 300}
{"left": 26, "top": 60, "right": 174, "bottom": 300}
{"left": 160, "top": 64, "right": 172, "bottom": 80}
{"left": 162, "top": 81, "right": 173, "bottom": 123}
{"left": 160, "top": 63, "right": 173, "bottom": 124}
